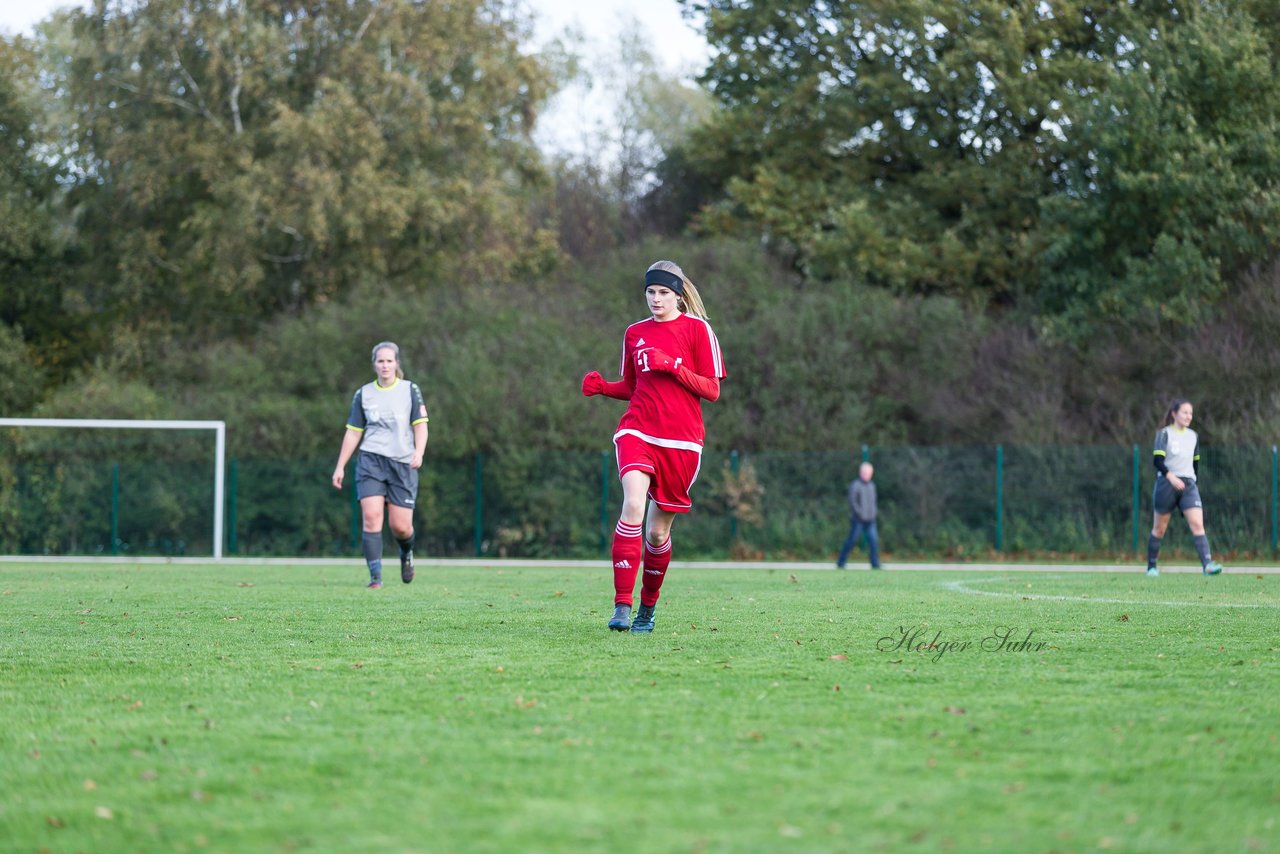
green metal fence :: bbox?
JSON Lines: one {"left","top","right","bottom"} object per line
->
{"left": 2, "top": 444, "right": 1278, "bottom": 560}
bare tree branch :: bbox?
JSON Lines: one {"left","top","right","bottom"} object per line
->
{"left": 353, "top": 10, "right": 377, "bottom": 45}
{"left": 105, "top": 75, "right": 202, "bottom": 118}
{"left": 230, "top": 53, "right": 244, "bottom": 135}
{"left": 169, "top": 45, "right": 225, "bottom": 132}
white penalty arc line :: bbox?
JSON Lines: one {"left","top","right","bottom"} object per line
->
{"left": 941, "top": 576, "right": 1280, "bottom": 609}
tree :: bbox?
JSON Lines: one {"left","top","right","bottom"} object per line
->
{"left": 0, "top": 35, "right": 81, "bottom": 396}
{"left": 1037, "top": 2, "right": 1280, "bottom": 329}
{"left": 540, "top": 19, "right": 715, "bottom": 255}
{"left": 38, "top": 0, "right": 558, "bottom": 355}
{"left": 681, "top": 0, "right": 1280, "bottom": 329}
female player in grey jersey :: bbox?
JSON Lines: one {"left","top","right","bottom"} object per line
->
{"left": 332, "top": 342, "right": 429, "bottom": 588}
{"left": 1147, "top": 399, "right": 1223, "bottom": 576}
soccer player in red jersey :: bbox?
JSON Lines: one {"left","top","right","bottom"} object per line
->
{"left": 582, "top": 260, "right": 726, "bottom": 633}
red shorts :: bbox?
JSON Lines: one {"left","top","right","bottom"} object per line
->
{"left": 613, "top": 431, "right": 703, "bottom": 513}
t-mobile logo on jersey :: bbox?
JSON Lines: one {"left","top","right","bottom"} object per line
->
{"left": 635, "top": 348, "right": 683, "bottom": 373}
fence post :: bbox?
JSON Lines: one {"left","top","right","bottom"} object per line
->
{"left": 228, "top": 458, "right": 238, "bottom": 555}
{"left": 1272, "top": 445, "right": 1278, "bottom": 554}
{"left": 600, "top": 450, "right": 611, "bottom": 556}
{"left": 474, "top": 452, "right": 484, "bottom": 557}
{"left": 110, "top": 462, "right": 120, "bottom": 556}
{"left": 1132, "top": 445, "right": 1140, "bottom": 554}
{"left": 861, "top": 444, "right": 869, "bottom": 463}
{"left": 995, "top": 445, "right": 1003, "bottom": 552}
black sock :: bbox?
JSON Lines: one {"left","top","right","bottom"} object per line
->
{"left": 362, "top": 531, "right": 383, "bottom": 581}
{"left": 397, "top": 533, "right": 414, "bottom": 557}
{"left": 1193, "top": 534, "right": 1212, "bottom": 567}
{"left": 1147, "top": 534, "right": 1162, "bottom": 568}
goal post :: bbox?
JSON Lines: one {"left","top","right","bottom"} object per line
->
{"left": 0, "top": 418, "right": 227, "bottom": 559}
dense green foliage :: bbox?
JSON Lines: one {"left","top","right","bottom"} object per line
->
{"left": 3, "top": 563, "right": 1278, "bottom": 851}
{"left": 681, "top": 0, "right": 1280, "bottom": 330}
{"left": 11, "top": 0, "right": 558, "bottom": 366}
{"left": 0, "top": 38, "right": 67, "bottom": 400}
{"left": 3, "top": 0, "right": 1280, "bottom": 473}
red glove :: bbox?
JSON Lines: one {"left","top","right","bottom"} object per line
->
{"left": 639, "top": 348, "right": 679, "bottom": 373}
{"left": 582, "top": 371, "right": 605, "bottom": 396}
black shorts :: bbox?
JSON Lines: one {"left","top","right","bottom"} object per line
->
{"left": 355, "top": 452, "right": 418, "bottom": 509}
{"left": 1153, "top": 476, "right": 1202, "bottom": 515}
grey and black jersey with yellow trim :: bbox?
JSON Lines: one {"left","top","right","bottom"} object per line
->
{"left": 346, "top": 378, "right": 428, "bottom": 463}
{"left": 1154, "top": 426, "right": 1198, "bottom": 480}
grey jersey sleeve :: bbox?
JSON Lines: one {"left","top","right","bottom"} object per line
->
{"left": 346, "top": 388, "right": 366, "bottom": 430}
{"left": 409, "top": 382, "right": 429, "bottom": 425}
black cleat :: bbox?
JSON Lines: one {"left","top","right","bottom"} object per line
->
{"left": 608, "top": 604, "right": 632, "bottom": 631}
{"left": 401, "top": 551, "right": 415, "bottom": 584}
{"left": 630, "top": 604, "right": 656, "bottom": 634}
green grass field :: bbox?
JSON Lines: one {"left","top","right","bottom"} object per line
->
{"left": 2, "top": 562, "right": 1277, "bottom": 853}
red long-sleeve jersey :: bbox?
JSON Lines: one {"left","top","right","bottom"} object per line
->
{"left": 611, "top": 313, "right": 726, "bottom": 448}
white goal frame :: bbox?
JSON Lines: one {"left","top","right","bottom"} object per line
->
{"left": 0, "top": 418, "right": 227, "bottom": 559}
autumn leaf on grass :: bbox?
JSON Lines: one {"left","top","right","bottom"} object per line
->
{"left": 944, "top": 706, "right": 967, "bottom": 715}
{"left": 828, "top": 654, "right": 848, "bottom": 661}
{"left": 514, "top": 695, "right": 537, "bottom": 710}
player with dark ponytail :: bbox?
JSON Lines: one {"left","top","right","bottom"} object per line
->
{"left": 1146, "top": 398, "right": 1223, "bottom": 576}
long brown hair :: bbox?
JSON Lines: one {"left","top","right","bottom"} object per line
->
{"left": 647, "top": 260, "right": 708, "bottom": 320}
{"left": 1162, "top": 398, "right": 1191, "bottom": 427}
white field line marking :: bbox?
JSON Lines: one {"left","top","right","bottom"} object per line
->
{"left": 941, "top": 576, "right": 1278, "bottom": 609}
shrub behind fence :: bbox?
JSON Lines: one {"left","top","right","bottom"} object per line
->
{"left": 2, "top": 442, "right": 1277, "bottom": 561}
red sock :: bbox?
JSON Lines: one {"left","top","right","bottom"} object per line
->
{"left": 611, "top": 520, "right": 643, "bottom": 605}
{"left": 640, "top": 535, "right": 672, "bottom": 607}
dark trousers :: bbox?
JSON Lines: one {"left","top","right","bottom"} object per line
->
{"left": 837, "top": 518, "right": 880, "bottom": 568}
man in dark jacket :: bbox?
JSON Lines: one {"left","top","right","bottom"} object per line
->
{"left": 836, "top": 461, "right": 881, "bottom": 569}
